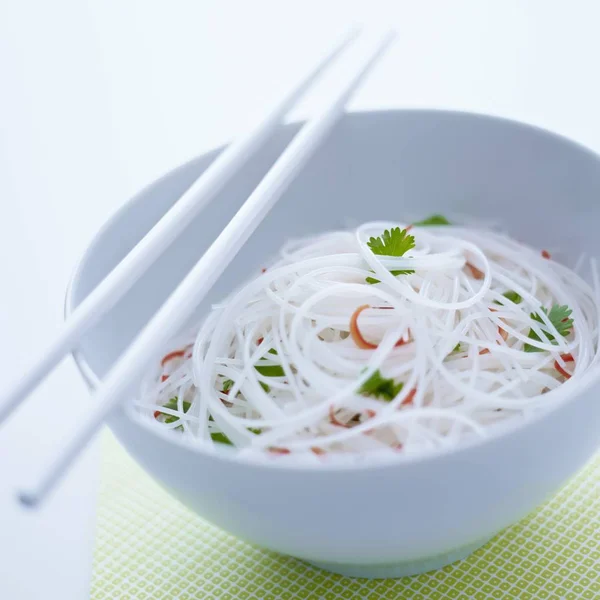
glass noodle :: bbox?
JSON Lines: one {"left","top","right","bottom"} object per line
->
{"left": 132, "top": 219, "right": 600, "bottom": 462}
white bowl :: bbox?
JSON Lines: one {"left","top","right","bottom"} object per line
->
{"left": 68, "top": 110, "right": 600, "bottom": 579}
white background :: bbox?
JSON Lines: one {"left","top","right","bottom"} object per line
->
{"left": 1, "top": 1, "right": 600, "bottom": 598}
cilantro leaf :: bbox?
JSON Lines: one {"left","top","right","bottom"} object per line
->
{"left": 536, "top": 305, "right": 573, "bottom": 337}
{"left": 254, "top": 348, "right": 284, "bottom": 378}
{"left": 366, "top": 269, "right": 415, "bottom": 284}
{"left": 503, "top": 290, "right": 523, "bottom": 304}
{"left": 255, "top": 364, "right": 285, "bottom": 377}
{"left": 366, "top": 228, "right": 415, "bottom": 284}
{"left": 210, "top": 431, "right": 233, "bottom": 445}
{"left": 358, "top": 370, "right": 403, "bottom": 401}
{"left": 452, "top": 343, "right": 462, "bottom": 353}
{"left": 156, "top": 397, "right": 192, "bottom": 430}
{"left": 524, "top": 304, "right": 574, "bottom": 352}
{"left": 222, "top": 355, "right": 280, "bottom": 395}
{"left": 502, "top": 290, "right": 523, "bottom": 304}
{"left": 367, "top": 227, "right": 415, "bottom": 257}
{"left": 412, "top": 214, "right": 451, "bottom": 226}
{"left": 159, "top": 397, "right": 191, "bottom": 424}
{"left": 494, "top": 290, "right": 522, "bottom": 305}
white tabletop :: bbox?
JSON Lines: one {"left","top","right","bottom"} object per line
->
{"left": 2, "top": 1, "right": 600, "bottom": 598}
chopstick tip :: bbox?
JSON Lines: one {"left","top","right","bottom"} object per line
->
{"left": 18, "top": 488, "right": 41, "bottom": 509}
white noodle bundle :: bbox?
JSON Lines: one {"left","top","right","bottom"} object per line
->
{"left": 132, "top": 221, "right": 600, "bottom": 462}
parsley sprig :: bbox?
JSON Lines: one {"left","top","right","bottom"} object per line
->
{"left": 524, "top": 304, "right": 574, "bottom": 352}
{"left": 358, "top": 370, "right": 403, "bottom": 401}
{"left": 366, "top": 227, "right": 416, "bottom": 284}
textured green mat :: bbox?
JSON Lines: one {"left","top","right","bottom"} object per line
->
{"left": 91, "top": 433, "right": 600, "bottom": 599}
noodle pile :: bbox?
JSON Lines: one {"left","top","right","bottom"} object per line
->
{"left": 133, "top": 219, "right": 600, "bottom": 461}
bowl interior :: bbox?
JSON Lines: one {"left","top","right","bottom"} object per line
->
{"left": 70, "top": 110, "right": 600, "bottom": 379}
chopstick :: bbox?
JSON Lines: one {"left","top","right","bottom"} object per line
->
{"left": 19, "top": 31, "right": 396, "bottom": 506}
{"left": 0, "top": 28, "right": 360, "bottom": 427}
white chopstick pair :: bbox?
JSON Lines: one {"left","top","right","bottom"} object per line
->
{"left": 13, "top": 29, "right": 396, "bottom": 507}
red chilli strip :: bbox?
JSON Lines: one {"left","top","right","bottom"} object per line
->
{"left": 311, "top": 447, "right": 326, "bottom": 456}
{"left": 393, "top": 443, "right": 404, "bottom": 451}
{"left": 161, "top": 374, "right": 169, "bottom": 383}
{"left": 349, "top": 304, "right": 378, "bottom": 349}
{"left": 365, "top": 409, "right": 377, "bottom": 418}
{"left": 395, "top": 328, "right": 411, "bottom": 347}
{"left": 153, "top": 410, "right": 161, "bottom": 419}
{"left": 541, "top": 249, "right": 551, "bottom": 259}
{"left": 161, "top": 349, "right": 186, "bottom": 366}
{"left": 268, "top": 447, "right": 291, "bottom": 455}
{"left": 554, "top": 353, "right": 575, "bottom": 379}
{"left": 329, "top": 405, "right": 350, "bottom": 428}
{"left": 466, "top": 262, "right": 485, "bottom": 280}
{"left": 261, "top": 267, "right": 267, "bottom": 273}
{"left": 257, "top": 337, "right": 264, "bottom": 345}
{"left": 405, "top": 224, "right": 413, "bottom": 232}
{"left": 348, "top": 303, "right": 412, "bottom": 353}
{"left": 401, "top": 388, "right": 417, "bottom": 406}
{"left": 480, "top": 326, "right": 508, "bottom": 355}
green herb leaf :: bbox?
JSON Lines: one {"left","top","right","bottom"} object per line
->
{"left": 222, "top": 378, "right": 234, "bottom": 392}
{"left": 358, "top": 370, "right": 403, "bottom": 401}
{"left": 365, "top": 228, "right": 416, "bottom": 284}
{"left": 259, "top": 381, "right": 270, "bottom": 393}
{"left": 412, "top": 214, "right": 451, "bottom": 226}
{"left": 159, "top": 397, "right": 191, "bottom": 422}
{"left": 255, "top": 364, "right": 285, "bottom": 377}
{"left": 367, "top": 227, "right": 415, "bottom": 257}
{"left": 524, "top": 304, "right": 574, "bottom": 352}
{"left": 157, "top": 397, "right": 191, "bottom": 430}
{"left": 494, "top": 290, "right": 523, "bottom": 305}
{"left": 210, "top": 431, "right": 233, "bottom": 445}
{"left": 366, "top": 269, "right": 415, "bottom": 284}
{"left": 248, "top": 427, "right": 262, "bottom": 435}
{"left": 254, "top": 349, "right": 284, "bottom": 378}
{"left": 452, "top": 343, "right": 461, "bottom": 353}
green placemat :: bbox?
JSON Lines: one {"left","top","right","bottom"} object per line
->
{"left": 91, "top": 433, "right": 600, "bottom": 600}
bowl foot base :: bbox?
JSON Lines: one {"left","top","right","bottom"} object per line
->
{"left": 304, "top": 536, "right": 492, "bottom": 579}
